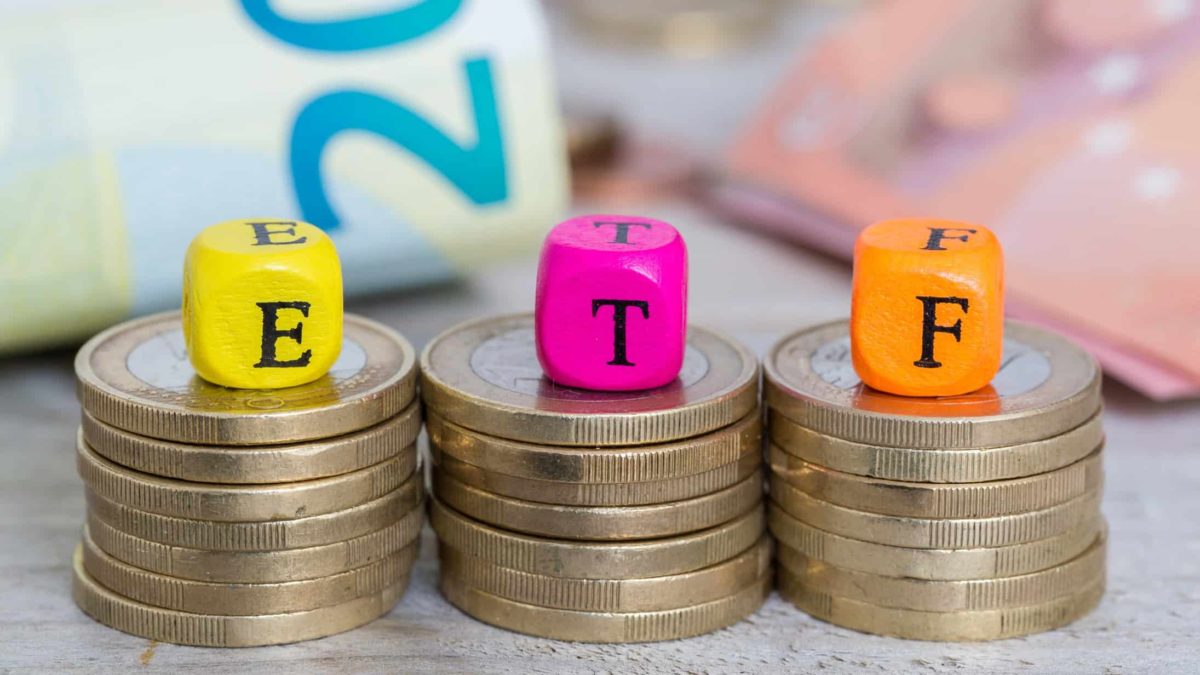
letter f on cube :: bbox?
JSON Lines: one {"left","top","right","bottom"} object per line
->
{"left": 850, "top": 218, "right": 1004, "bottom": 397}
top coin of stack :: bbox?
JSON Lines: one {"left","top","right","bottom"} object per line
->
{"left": 421, "top": 313, "right": 771, "bottom": 643}
{"left": 71, "top": 311, "right": 424, "bottom": 647}
{"left": 763, "top": 320, "right": 1106, "bottom": 641}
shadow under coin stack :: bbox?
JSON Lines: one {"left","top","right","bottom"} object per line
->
{"left": 71, "top": 312, "right": 422, "bottom": 647}
{"left": 763, "top": 320, "right": 1106, "bottom": 641}
{"left": 420, "top": 314, "right": 768, "bottom": 643}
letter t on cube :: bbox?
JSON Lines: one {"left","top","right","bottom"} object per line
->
{"left": 535, "top": 215, "right": 688, "bottom": 391}
{"left": 183, "top": 219, "right": 343, "bottom": 389}
{"left": 851, "top": 218, "right": 1004, "bottom": 397}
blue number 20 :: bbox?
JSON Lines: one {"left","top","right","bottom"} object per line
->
{"left": 240, "top": 0, "right": 509, "bottom": 230}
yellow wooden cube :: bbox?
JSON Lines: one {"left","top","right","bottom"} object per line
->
{"left": 183, "top": 219, "right": 343, "bottom": 389}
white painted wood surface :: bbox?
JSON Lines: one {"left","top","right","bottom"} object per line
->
{"left": 4, "top": 6, "right": 1199, "bottom": 671}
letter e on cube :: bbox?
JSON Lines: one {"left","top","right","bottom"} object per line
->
{"left": 183, "top": 219, "right": 343, "bottom": 389}
{"left": 851, "top": 218, "right": 1004, "bottom": 397}
{"left": 535, "top": 215, "right": 688, "bottom": 391}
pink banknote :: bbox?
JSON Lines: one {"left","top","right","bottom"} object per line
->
{"left": 721, "top": 0, "right": 1200, "bottom": 400}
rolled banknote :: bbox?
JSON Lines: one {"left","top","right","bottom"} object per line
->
{"left": 0, "top": 0, "right": 567, "bottom": 353}
{"left": 724, "top": 0, "right": 1200, "bottom": 400}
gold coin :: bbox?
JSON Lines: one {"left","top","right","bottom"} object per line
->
{"left": 81, "top": 400, "right": 421, "bottom": 484}
{"left": 75, "top": 312, "right": 417, "bottom": 445}
{"left": 427, "top": 409, "right": 761, "bottom": 483}
{"left": 439, "top": 573, "right": 770, "bottom": 643}
{"left": 770, "top": 476, "right": 1100, "bottom": 549}
{"left": 429, "top": 499, "right": 763, "bottom": 579}
{"left": 435, "top": 469, "right": 762, "bottom": 540}
{"left": 764, "top": 321, "right": 1101, "bottom": 449}
{"left": 439, "top": 536, "right": 771, "bottom": 612}
{"left": 71, "top": 545, "right": 408, "bottom": 647}
{"left": 769, "top": 446, "right": 1103, "bottom": 518}
{"left": 433, "top": 446, "right": 761, "bottom": 507}
{"left": 768, "top": 502, "right": 1102, "bottom": 581}
{"left": 419, "top": 314, "right": 758, "bottom": 446}
{"left": 86, "top": 474, "right": 422, "bottom": 551}
{"left": 77, "top": 433, "right": 416, "bottom": 522}
{"left": 778, "top": 533, "right": 1105, "bottom": 612}
{"left": 769, "top": 409, "right": 1105, "bottom": 483}
{"left": 82, "top": 527, "right": 419, "bottom": 615}
{"left": 778, "top": 567, "right": 1104, "bottom": 641}
{"left": 87, "top": 503, "right": 423, "bottom": 583}
{"left": 564, "top": 1, "right": 781, "bottom": 57}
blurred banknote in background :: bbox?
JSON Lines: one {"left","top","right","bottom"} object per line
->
{"left": 0, "top": 0, "right": 566, "bottom": 353}
{"left": 720, "top": 0, "right": 1200, "bottom": 400}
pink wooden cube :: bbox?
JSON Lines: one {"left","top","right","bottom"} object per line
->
{"left": 535, "top": 215, "right": 688, "bottom": 391}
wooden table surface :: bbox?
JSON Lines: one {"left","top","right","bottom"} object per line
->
{"left": 5, "top": 7, "right": 1200, "bottom": 672}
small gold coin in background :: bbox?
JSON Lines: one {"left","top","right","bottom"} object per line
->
{"left": 768, "top": 446, "right": 1103, "bottom": 518}
{"left": 769, "top": 409, "right": 1105, "bottom": 483}
{"left": 764, "top": 320, "right": 1101, "bottom": 449}
{"left": 77, "top": 434, "right": 417, "bottom": 522}
{"left": 427, "top": 409, "right": 761, "bottom": 484}
{"left": 71, "top": 546, "right": 410, "bottom": 647}
{"left": 86, "top": 473, "right": 423, "bottom": 551}
{"left": 558, "top": 0, "right": 784, "bottom": 57}
{"left": 86, "top": 505, "right": 424, "bottom": 583}
{"left": 75, "top": 312, "right": 418, "bottom": 445}
{"left": 80, "top": 400, "right": 422, "bottom": 484}
{"left": 767, "top": 503, "right": 1103, "bottom": 581}
{"left": 435, "top": 469, "right": 762, "bottom": 540}
{"left": 565, "top": 111, "right": 621, "bottom": 169}
{"left": 419, "top": 314, "right": 758, "bottom": 446}
{"left": 439, "top": 573, "right": 771, "bottom": 643}
{"left": 429, "top": 499, "right": 764, "bottom": 580}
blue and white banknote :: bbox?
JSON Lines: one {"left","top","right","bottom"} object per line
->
{"left": 0, "top": 0, "right": 567, "bottom": 352}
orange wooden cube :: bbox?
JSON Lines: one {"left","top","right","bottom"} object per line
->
{"left": 851, "top": 218, "right": 1004, "bottom": 397}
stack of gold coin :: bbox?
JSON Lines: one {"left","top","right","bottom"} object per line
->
{"left": 763, "top": 320, "right": 1106, "bottom": 641}
{"left": 420, "top": 314, "right": 769, "bottom": 643}
{"left": 70, "top": 312, "right": 423, "bottom": 647}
